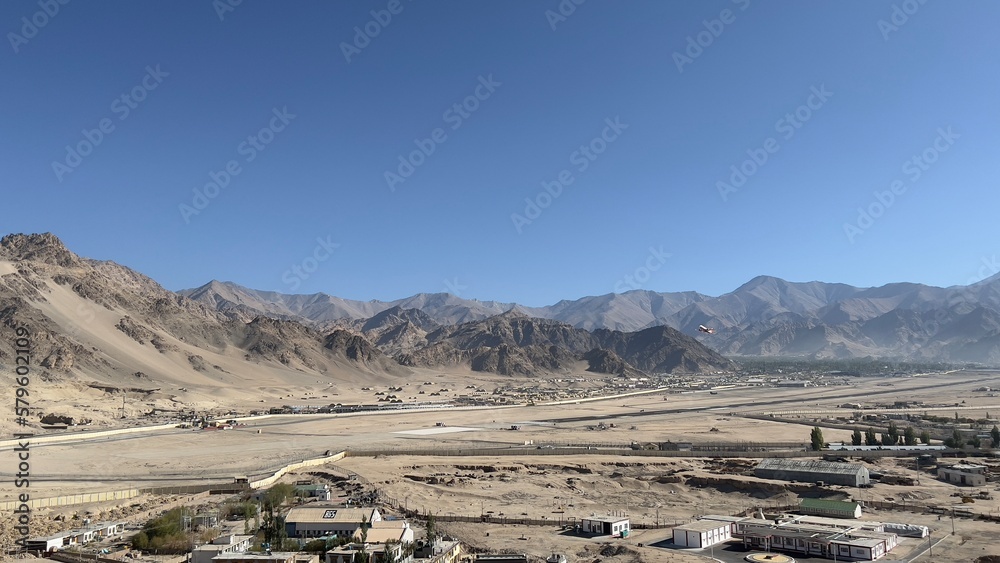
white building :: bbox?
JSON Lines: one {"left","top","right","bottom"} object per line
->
{"left": 938, "top": 463, "right": 987, "bottom": 486}
{"left": 579, "top": 516, "right": 629, "bottom": 537}
{"left": 295, "top": 484, "right": 333, "bottom": 501}
{"left": 357, "top": 520, "right": 415, "bottom": 544}
{"left": 213, "top": 553, "right": 318, "bottom": 563}
{"left": 740, "top": 521, "right": 898, "bottom": 561}
{"left": 672, "top": 520, "right": 731, "bottom": 548}
{"left": 23, "top": 532, "right": 74, "bottom": 553}
{"left": 192, "top": 535, "right": 254, "bottom": 563}
{"left": 22, "top": 521, "right": 126, "bottom": 552}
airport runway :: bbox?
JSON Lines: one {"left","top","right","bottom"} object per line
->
{"left": 3, "top": 370, "right": 999, "bottom": 497}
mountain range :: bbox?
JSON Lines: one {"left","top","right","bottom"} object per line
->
{"left": 3, "top": 231, "right": 999, "bottom": 404}
{"left": 0, "top": 233, "right": 731, "bottom": 395}
{"left": 182, "top": 268, "right": 1000, "bottom": 365}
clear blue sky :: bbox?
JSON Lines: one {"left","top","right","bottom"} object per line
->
{"left": 3, "top": 1, "right": 998, "bottom": 306}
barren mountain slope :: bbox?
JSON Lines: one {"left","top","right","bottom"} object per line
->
{"left": 0, "top": 234, "right": 409, "bottom": 433}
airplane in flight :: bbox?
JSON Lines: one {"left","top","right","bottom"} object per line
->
{"left": 698, "top": 325, "right": 715, "bottom": 334}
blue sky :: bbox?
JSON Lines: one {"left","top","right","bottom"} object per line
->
{"left": 2, "top": 1, "right": 997, "bottom": 306}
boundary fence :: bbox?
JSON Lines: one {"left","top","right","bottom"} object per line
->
{"left": 343, "top": 447, "right": 823, "bottom": 459}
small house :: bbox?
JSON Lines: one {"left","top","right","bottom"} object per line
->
{"left": 938, "top": 463, "right": 987, "bottom": 486}
{"left": 672, "top": 519, "right": 732, "bottom": 548}
{"left": 580, "top": 515, "right": 629, "bottom": 537}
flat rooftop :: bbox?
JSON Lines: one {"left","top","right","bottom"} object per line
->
{"left": 581, "top": 515, "right": 629, "bottom": 523}
{"left": 675, "top": 520, "right": 732, "bottom": 533}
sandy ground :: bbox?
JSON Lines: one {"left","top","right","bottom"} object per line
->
{"left": 6, "top": 371, "right": 1000, "bottom": 561}
{"left": 331, "top": 453, "right": 1000, "bottom": 562}
{"left": 4, "top": 371, "right": 1000, "bottom": 500}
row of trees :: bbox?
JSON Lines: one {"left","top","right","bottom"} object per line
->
{"left": 810, "top": 423, "right": 1000, "bottom": 450}
{"left": 849, "top": 423, "right": 929, "bottom": 447}
{"left": 942, "top": 425, "right": 1000, "bottom": 449}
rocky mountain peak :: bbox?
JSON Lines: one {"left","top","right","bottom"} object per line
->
{"left": 0, "top": 232, "right": 80, "bottom": 267}
{"left": 362, "top": 305, "right": 438, "bottom": 332}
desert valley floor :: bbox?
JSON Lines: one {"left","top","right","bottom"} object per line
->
{"left": 4, "top": 370, "right": 1000, "bottom": 561}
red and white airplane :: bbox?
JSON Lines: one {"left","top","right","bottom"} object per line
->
{"left": 698, "top": 325, "right": 715, "bottom": 334}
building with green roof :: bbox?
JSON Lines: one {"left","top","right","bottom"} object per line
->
{"left": 799, "top": 498, "right": 862, "bottom": 519}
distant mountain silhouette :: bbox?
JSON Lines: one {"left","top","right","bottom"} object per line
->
{"left": 184, "top": 271, "right": 1000, "bottom": 364}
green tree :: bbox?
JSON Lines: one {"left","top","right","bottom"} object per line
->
{"left": 810, "top": 427, "right": 825, "bottom": 451}
{"left": 903, "top": 426, "right": 917, "bottom": 446}
{"left": 263, "top": 483, "right": 296, "bottom": 507}
{"left": 881, "top": 421, "right": 900, "bottom": 446}
{"left": 132, "top": 533, "right": 149, "bottom": 550}
{"left": 991, "top": 425, "right": 1000, "bottom": 447}
{"left": 865, "top": 427, "right": 879, "bottom": 446}
{"left": 851, "top": 428, "right": 863, "bottom": 446}
{"left": 356, "top": 518, "right": 371, "bottom": 563}
{"left": 426, "top": 513, "right": 437, "bottom": 543}
{"left": 970, "top": 434, "right": 982, "bottom": 449}
{"left": 261, "top": 503, "right": 279, "bottom": 548}
{"left": 920, "top": 430, "right": 931, "bottom": 445}
{"left": 131, "top": 507, "right": 194, "bottom": 553}
{"left": 303, "top": 540, "right": 328, "bottom": 552}
{"left": 945, "top": 428, "right": 964, "bottom": 449}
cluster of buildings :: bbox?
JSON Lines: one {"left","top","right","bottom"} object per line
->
{"left": 668, "top": 456, "right": 950, "bottom": 560}
{"left": 674, "top": 512, "right": 925, "bottom": 561}
{"left": 757, "top": 454, "right": 994, "bottom": 489}
{"left": 22, "top": 521, "right": 127, "bottom": 552}
{"left": 186, "top": 505, "right": 429, "bottom": 563}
